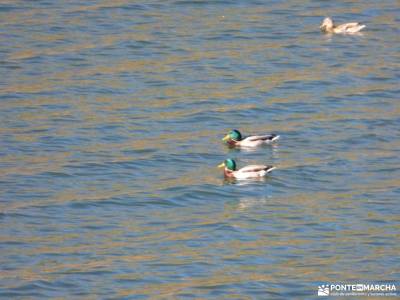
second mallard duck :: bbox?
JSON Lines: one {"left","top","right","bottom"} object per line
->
{"left": 222, "top": 129, "right": 279, "bottom": 148}
{"left": 218, "top": 159, "right": 276, "bottom": 179}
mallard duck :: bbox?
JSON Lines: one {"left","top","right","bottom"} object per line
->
{"left": 320, "top": 17, "right": 366, "bottom": 34}
{"left": 222, "top": 129, "right": 279, "bottom": 148}
{"left": 218, "top": 158, "right": 276, "bottom": 179}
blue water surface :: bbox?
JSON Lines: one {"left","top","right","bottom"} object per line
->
{"left": 0, "top": 0, "right": 399, "bottom": 299}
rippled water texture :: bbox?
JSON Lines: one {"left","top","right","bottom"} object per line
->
{"left": 1, "top": 0, "right": 399, "bottom": 298}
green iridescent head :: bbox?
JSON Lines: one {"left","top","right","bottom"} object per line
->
{"left": 222, "top": 129, "right": 242, "bottom": 142}
{"left": 223, "top": 158, "right": 237, "bottom": 171}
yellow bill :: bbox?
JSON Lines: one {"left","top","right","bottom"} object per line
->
{"left": 222, "top": 134, "right": 230, "bottom": 141}
{"left": 218, "top": 162, "right": 225, "bottom": 168}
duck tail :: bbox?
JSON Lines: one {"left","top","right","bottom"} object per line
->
{"left": 265, "top": 166, "right": 276, "bottom": 173}
{"left": 349, "top": 24, "right": 366, "bottom": 33}
{"left": 271, "top": 135, "right": 280, "bottom": 142}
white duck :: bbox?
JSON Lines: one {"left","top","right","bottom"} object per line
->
{"left": 320, "top": 17, "right": 366, "bottom": 34}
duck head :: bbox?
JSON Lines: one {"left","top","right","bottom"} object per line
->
{"left": 222, "top": 130, "right": 242, "bottom": 142}
{"left": 320, "top": 17, "right": 334, "bottom": 32}
{"left": 218, "top": 158, "right": 237, "bottom": 171}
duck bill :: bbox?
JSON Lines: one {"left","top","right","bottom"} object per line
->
{"left": 222, "top": 134, "right": 230, "bottom": 141}
{"left": 217, "top": 163, "right": 225, "bottom": 168}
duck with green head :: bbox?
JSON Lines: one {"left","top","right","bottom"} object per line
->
{"left": 222, "top": 129, "right": 279, "bottom": 148}
{"left": 218, "top": 158, "right": 276, "bottom": 179}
